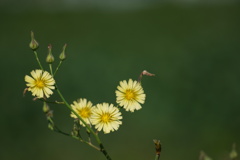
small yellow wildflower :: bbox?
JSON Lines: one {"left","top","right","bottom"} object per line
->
{"left": 116, "top": 79, "right": 146, "bottom": 112}
{"left": 91, "top": 103, "right": 122, "bottom": 134}
{"left": 25, "top": 69, "right": 55, "bottom": 98}
{"left": 70, "top": 98, "right": 93, "bottom": 126}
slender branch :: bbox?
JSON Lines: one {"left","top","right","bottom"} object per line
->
{"left": 34, "top": 51, "right": 44, "bottom": 70}
{"left": 55, "top": 84, "right": 112, "bottom": 160}
{"left": 39, "top": 98, "right": 64, "bottom": 104}
{"left": 49, "top": 64, "right": 53, "bottom": 76}
{"left": 54, "top": 61, "right": 63, "bottom": 77}
{"left": 155, "top": 154, "right": 160, "bottom": 160}
{"left": 43, "top": 104, "right": 100, "bottom": 151}
{"left": 48, "top": 117, "right": 100, "bottom": 151}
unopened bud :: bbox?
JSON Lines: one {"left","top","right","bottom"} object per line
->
{"left": 59, "top": 44, "right": 67, "bottom": 61}
{"left": 46, "top": 44, "right": 54, "bottom": 63}
{"left": 43, "top": 102, "right": 50, "bottom": 113}
{"left": 48, "top": 123, "right": 54, "bottom": 131}
{"left": 71, "top": 120, "right": 81, "bottom": 137}
{"left": 29, "top": 31, "right": 39, "bottom": 51}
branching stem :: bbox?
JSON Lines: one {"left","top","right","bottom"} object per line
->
{"left": 54, "top": 61, "right": 63, "bottom": 77}
{"left": 55, "top": 84, "right": 112, "bottom": 160}
{"left": 33, "top": 51, "right": 44, "bottom": 70}
{"left": 49, "top": 64, "right": 53, "bottom": 76}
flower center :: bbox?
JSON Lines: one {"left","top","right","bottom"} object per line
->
{"left": 79, "top": 107, "right": 91, "bottom": 118}
{"left": 125, "top": 89, "right": 135, "bottom": 100}
{"left": 35, "top": 79, "right": 45, "bottom": 88}
{"left": 101, "top": 113, "right": 111, "bottom": 123}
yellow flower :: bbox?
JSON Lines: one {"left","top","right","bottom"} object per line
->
{"left": 91, "top": 103, "right": 122, "bottom": 134}
{"left": 25, "top": 69, "right": 55, "bottom": 98}
{"left": 70, "top": 98, "right": 93, "bottom": 126}
{"left": 116, "top": 79, "right": 146, "bottom": 112}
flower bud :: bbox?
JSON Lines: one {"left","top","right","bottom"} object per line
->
{"left": 71, "top": 120, "right": 81, "bottom": 137}
{"left": 29, "top": 31, "right": 39, "bottom": 51}
{"left": 59, "top": 44, "right": 67, "bottom": 61}
{"left": 46, "top": 44, "right": 54, "bottom": 63}
{"left": 43, "top": 102, "right": 50, "bottom": 113}
{"left": 48, "top": 123, "right": 54, "bottom": 131}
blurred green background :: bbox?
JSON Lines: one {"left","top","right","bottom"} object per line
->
{"left": 1, "top": 0, "right": 240, "bottom": 160}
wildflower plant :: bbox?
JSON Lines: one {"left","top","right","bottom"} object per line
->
{"left": 24, "top": 31, "right": 158, "bottom": 160}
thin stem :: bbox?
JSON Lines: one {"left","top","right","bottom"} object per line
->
{"left": 39, "top": 99, "right": 64, "bottom": 104}
{"left": 34, "top": 51, "right": 44, "bottom": 70}
{"left": 55, "top": 84, "right": 112, "bottom": 160}
{"left": 155, "top": 154, "right": 160, "bottom": 160}
{"left": 48, "top": 117, "right": 100, "bottom": 151}
{"left": 49, "top": 64, "right": 53, "bottom": 76}
{"left": 54, "top": 61, "right": 63, "bottom": 77}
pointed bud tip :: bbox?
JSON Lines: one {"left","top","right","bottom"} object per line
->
{"left": 29, "top": 31, "right": 39, "bottom": 50}
{"left": 46, "top": 44, "right": 54, "bottom": 63}
{"left": 48, "top": 44, "right": 52, "bottom": 49}
{"left": 59, "top": 44, "right": 67, "bottom": 61}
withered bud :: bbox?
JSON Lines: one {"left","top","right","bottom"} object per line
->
{"left": 153, "top": 139, "right": 161, "bottom": 156}
{"left": 23, "top": 88, "right": 28, "bottom": 97}
{"left": 46, "top": 110, "right": 53, "bottom": 118}
{"left": 138, "top": 70, "right": 155, "bottom": 83}
{"left": 142, "top": 70, "right": 155, "bottom": 77}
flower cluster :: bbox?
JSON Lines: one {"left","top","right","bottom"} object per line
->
{"left": 24, "top": 32, "right": 155, "bottom": 160}
{"left": 71, "top": 99, "right": 122, "bottom": 134}
{"left": 24, "top": 69, "right": 146, "bottom": 134}
{"left": 70, "top": 79, "right": 146, "bottom": 134}
{"left": 24, "top": 31, "right": 148, "bottom": 135}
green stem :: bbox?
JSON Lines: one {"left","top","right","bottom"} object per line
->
{"left": 71, "top": 135, "right": 100, "bottom": 151}
{"left": 39, "top": 99, "right": 64, "bottom": 104}
{"left": 155, "top": 154, "right": 160, "bottom": 160}
{"left": 48, "top": 117, "right": 100, "bottom": 151}
{"left": 55, "top": 84, "right": 112, "bottom": 160}
{"left": 54, "top": 61, "right": 63, "bottom": 77}
{"left": 34, "top": 51, "right": 44, "bottom": 70}
{"left": 49, "top": 64, "right": 53, "bottom": 75}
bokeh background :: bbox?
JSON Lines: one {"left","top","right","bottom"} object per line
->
{"left": 1, "top": 0, "right": 240, "bottom": 160}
